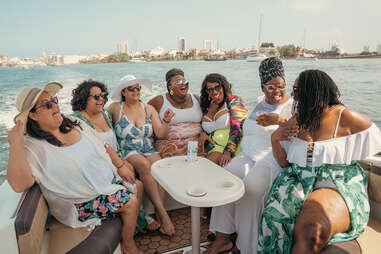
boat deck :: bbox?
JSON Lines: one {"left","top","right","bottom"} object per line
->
{"left": 135, "top": 207, "right": 210, "bottom": 254}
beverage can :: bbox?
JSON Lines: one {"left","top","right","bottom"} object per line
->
{"left": 187, "top": 141, "right": 198, "bottom": 162}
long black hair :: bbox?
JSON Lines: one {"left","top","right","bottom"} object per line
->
{"left": 294, "top": 69, "right": 342, "bottom": 134}
{"left": 200, "top": 73, "right": 232, "bottom": 114}
{"left": 27, "top": 105, "right": 81, "bottom": 146}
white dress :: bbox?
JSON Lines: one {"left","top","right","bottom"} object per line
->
{"left": 209, "top": 96, "right": 293, "bottom": 254}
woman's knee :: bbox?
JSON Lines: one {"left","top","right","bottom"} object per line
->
{"left": 294, "top": 217, "right": 331, "bottom": 252}
{"left": 119, "top": 195, "right": 139, "bottom": 213}
{"left": 132, "top": 159, "right": 152, "bottom": 176}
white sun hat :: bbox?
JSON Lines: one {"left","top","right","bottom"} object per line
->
{"left": 111, "top": 75, "right": 152, "bottom": 101}
{"left": 14, "top": 82, "right": 63, "bottom": 132}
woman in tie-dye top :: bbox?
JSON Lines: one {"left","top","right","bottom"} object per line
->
{"left": 198, "top": 73, "right": 247, "bottom": 167}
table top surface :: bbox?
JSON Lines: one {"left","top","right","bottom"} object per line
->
{"left": 151, "top": 156, "right": 245, "bottom": 207}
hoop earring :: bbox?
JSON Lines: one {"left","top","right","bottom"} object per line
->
{"left": 169, "top": 90, "right": 174, "bottom": 96}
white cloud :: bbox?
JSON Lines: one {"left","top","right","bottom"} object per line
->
{"left": 281, "top": 0, "right": 331, "bottom": 13}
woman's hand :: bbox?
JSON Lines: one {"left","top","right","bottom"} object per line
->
{"left": 8, "top": 121, "right": 25, "bottom": 147}
{"left": 219, "top": 150, "right": 232, "bottom": 167}
{"left": 198, "top": 132, "right": 212, "bottom": 153}
{"left": 271, "top": 117, "right": 299, "bottom": 142}
{"left": 118, "top": 160, "right": 135, "bottom": 183}
{"left": 163, "top": 108, "right": 175, "bottom": 124}
{"left": 257, "top": 113, "right": 287, "bottom": 126}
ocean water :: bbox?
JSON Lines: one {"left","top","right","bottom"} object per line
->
{"left": 1, "top": 58, "right": 381, "bottom": 183}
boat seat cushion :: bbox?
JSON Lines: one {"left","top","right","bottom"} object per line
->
{"left": 15, "top": 184, "right": 122, "bottom": 254}
{"left": 15, "top": 184, "right": 48, "bottom": 254}
{"left": 48, "top": 217, "right": 121, "bottom": 254}
{"left": 357, "top": 160, "right": 381, "bottom": 254}
{"left": 321, "top": 240, "right": 361, "bottom": 254}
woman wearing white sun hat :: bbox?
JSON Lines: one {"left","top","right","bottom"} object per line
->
{"left": 108, "top": 75, "right": 176, "bottom": 236}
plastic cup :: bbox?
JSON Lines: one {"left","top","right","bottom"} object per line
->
{"left": 187, "top": 141, "right": 198, "bottom": 162}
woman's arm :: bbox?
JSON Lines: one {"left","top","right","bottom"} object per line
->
{"left": 107, "top": 102, "right": 120, "bottom": 124}
{"left": 104, "top": 143, "right": 135, "bottom": 183}
{"left": 271, "top": 117, "right": 299, "bottom": 167}
{"left": 148, "top": 104, "right": 174, "bottom": 139}
{"left": 7, "top": 122, "right": 35, "bottom": 193}
{"left": 147, "top": 95, "right": 164, "bottom": 114}
{"left": 225, "top": 96, "right": 248, "bottom": 154}
{"left": 218, "top": 96, "right": 248, "bottom": 166}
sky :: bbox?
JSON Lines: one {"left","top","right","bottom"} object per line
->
{"left": 1, "top": 0, "right": 380, "bottom": 58}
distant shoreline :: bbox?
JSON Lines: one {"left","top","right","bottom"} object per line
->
{"left": 317, "top": 54, "right": 381, "bottom": 60}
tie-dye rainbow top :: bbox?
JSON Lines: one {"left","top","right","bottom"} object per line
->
{"left": 225, "top": 95, "right": 248, "bottom": 154}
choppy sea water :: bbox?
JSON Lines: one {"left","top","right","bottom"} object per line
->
{"left": 1, "top": 58, "right": 381, "bottom": 184}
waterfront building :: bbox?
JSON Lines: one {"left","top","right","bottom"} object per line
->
{"left": 47, "top": 54, "right": 64, "bottom": 66}
{"left": 117, "top": 42, "right": 128, "bottom": 54}
{"left": 178, "top": 37, "right": 185, "bottom": 52}
{"left": 363, "top": 45, "right": 370, "bottom": 53}
{"left": 203, "top": 40, "right": 214, "bottom": 51}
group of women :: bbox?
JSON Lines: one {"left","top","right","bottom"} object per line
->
{"left": 7, "top": 57, "right": 381, "bottom": 254}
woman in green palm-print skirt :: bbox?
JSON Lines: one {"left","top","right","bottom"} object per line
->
{"left": 258, "top": 70, "right": 381, "bottom": 254}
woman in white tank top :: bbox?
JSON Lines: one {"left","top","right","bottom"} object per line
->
{"left": 148, "top": 68, "right": 203, "bottom": 158}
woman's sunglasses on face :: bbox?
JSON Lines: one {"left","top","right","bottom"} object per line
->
{"left": 35, "top": 96, "right": 59, "bottom": 110}
{"left": 263, "top": 84, "right": 286, "bottom": 92}
{"left": 206, "top": 84, "right": 222, "bottom": 94}
{"left": 89, "top": 92, "right": 108, "bottom": 101}
{"left": 174, "top": 79, "right": 189, "bottom": 86}
{"left": 126, "top": 85, "right": 141, "bottom": 92}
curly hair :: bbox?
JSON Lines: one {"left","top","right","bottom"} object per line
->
{"left": 27, "top": 104, "right": 81, "bottom": 146}
{"left": 294, "top": 69, "right": 342, "bottom": 134}
{"left": 200, "top": 73, "right": 232, "bottom": 114}
{"left": 71, "top": 80, "right": 108, "bottom": 111}
{"left": 165, "top": 68, "right": 184, "bottom": 93}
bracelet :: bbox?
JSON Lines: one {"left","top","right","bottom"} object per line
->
{"left": 116, "top": 162, "right": 125, "bottom": 169}
{"left": 163, "top": 118, "right": 170, "bottom": 124}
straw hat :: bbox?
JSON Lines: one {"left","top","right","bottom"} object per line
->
{"left": 14, "top": 82, "right": 63, "bottom": 130}
{"left": 111, "top": 75, "right": 152, "bottom": 101}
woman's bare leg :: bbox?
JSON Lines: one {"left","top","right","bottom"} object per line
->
{"left": 127, "top": 154, "right": 175, "bottom": 235}
{"left": 147, "top": 154, "right": 166, "bottom": 203}
{"left": 292, "top": 188, "right": 351, "bottom": 254}
{"left": 118, "top": 195, "right": 143, "bottom": 254}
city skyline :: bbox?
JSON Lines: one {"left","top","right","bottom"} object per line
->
{"left": 1, "top": 0, "right": 380, "bottom": 58}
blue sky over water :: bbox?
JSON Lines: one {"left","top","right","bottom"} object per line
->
{"left": 1, "top": 0, "right": 380, "bottom": 58}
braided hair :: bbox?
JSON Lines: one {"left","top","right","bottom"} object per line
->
{"left": 294, "top": 69, "right": 342, "bottom": 134}
{"left": 200, "top": 73, "right": 232, "bottom": 114}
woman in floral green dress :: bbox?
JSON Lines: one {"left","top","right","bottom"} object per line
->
{"left": 258, "top": 70, "right": 381, "bottom": 253}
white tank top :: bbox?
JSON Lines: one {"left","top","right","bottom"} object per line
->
{"left": 159, "top": 93, "right": 203, "bottom": 124}
{"left": 96, "top": 128, "right": 118, "bottom": 152}
{"left": 201, "top": 103, "right": 230, "bottom": 134}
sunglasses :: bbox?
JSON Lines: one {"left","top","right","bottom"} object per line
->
{"left": 90, "top": 92, "right": 108, "bottom": 101}
{"left": 173, "top": 79, "right": 189, "bottom": 86}
{"left": 263, "top": 84, "right": 286, "bottom": 92}
{"left": 206, "top": 84, "right": 222, "bottom": 94}
{"left": 126, "top": 85, "right": 141, "bottom": 92}
{"left": 35, "top": 96, "right": 59, "bottom": 110}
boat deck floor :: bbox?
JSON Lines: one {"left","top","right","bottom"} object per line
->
{"left": 135, "top": 207, "right": 210, "bottom": 254}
